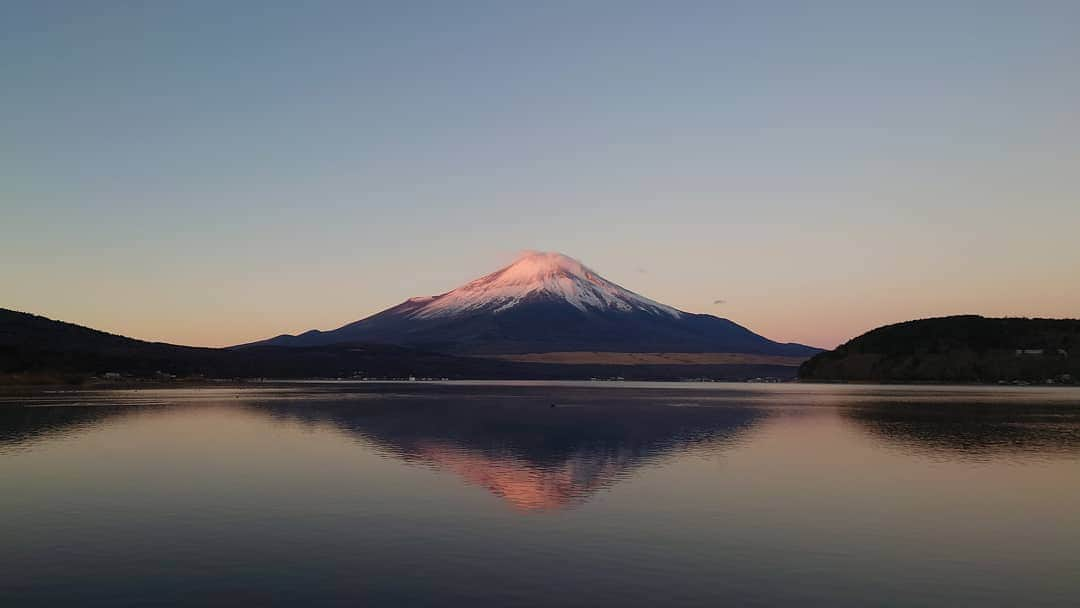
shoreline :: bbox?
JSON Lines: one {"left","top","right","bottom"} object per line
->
{"left": 3, "top": 376, "right": 1077, "bottom": 393}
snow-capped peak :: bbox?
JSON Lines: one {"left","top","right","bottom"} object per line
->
{"left": 406, "top": 251, "right": 682, "bottom": 319}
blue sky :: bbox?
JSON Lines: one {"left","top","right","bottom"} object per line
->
{"left": 3, "top": 1, "right": 1079, "bottom": 347}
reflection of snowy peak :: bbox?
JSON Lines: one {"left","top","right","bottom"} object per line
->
{"left": 252, "top": 251, "right": 819, "bottom": 356}
{"left": 407, "top": 251, "right": 680, "bottom": 319}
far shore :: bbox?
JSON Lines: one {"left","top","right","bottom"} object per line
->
{"left": 3, "top": 376, "right": 1077, "bottom": 399}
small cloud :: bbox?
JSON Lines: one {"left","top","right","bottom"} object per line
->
{"left": 713, "top": 299, "right": 726, "bottom": 305}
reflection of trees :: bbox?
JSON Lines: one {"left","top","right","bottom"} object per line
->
{"left": 254, "top": 395, "right": 766, "bottom": 511}
{"left": 844, "top": 402, "right": 1080, "bottom": 460}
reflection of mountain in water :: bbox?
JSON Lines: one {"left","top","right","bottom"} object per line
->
{"left": 254, "top": 394, "right": 765, "bottom": 511}
{"left": 845, "top": 402, "right": 1080, "bottom": 460}
{"left": 0, "top": 386, "right": 765, "bottom": 510}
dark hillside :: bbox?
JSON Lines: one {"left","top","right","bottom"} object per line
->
{"left": 799, "top": 316, "right": 1080, "bottom": 383}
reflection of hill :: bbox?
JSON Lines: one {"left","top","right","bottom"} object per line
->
{"left": 0, "top": 405, "right": 132, "bottom": 453}
{"left": 254, "top": 394, "right": 765, "bottom": 511}
{"left": 844, "top": 402, "right": 1080, "bottom": 460}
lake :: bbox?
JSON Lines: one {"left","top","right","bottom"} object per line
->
{"left": 2, "top": 382, "right": 1079, "bottom": 607}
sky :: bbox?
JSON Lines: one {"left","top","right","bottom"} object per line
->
{"left": 3, "top": 1, "right": 1079, "bottom": 349}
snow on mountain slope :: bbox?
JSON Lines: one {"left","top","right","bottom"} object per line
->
{"left": 406, "top": 251, "right": 681, "bottom": 319}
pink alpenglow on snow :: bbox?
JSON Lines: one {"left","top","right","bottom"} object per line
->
{"left": 408, "top": 251, "right": 682, "bottom": 319}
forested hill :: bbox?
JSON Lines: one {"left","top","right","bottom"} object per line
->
{"left": 799, "top": 316, "right": 1080, "bottom": 384}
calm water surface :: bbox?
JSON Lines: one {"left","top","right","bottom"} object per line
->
{"left": 2, "top": 382, "right": 1079, "bottom": 607}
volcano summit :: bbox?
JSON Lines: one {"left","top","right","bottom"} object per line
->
{"left": 250, "top": 252, "right": 818, "bottom": 357}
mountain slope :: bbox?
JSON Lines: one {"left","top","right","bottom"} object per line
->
{"left": 0, "top": 308, "right": 803, "bottom": 383}
{"left": 0, "top": 308, "right": 520, "bottom": 380}
{"left": 252, "top": 251, "right": 818, "bottom": 356}
{"left": 799, "top": 315, "right": 1080, "bottom": 383}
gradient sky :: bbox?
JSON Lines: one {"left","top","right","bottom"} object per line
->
{"left": 3, "top": 1, "right": 1079, "bottom": 349}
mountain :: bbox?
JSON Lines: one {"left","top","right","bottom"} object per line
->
{"left": 799, "top": 315, "right": 1080, "bottom": 383}
{"left": 250, "top": 251, "right": 818, "bottom": 356}
{"left": 0, "top": 308, "right": 803, "bottom": 384}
